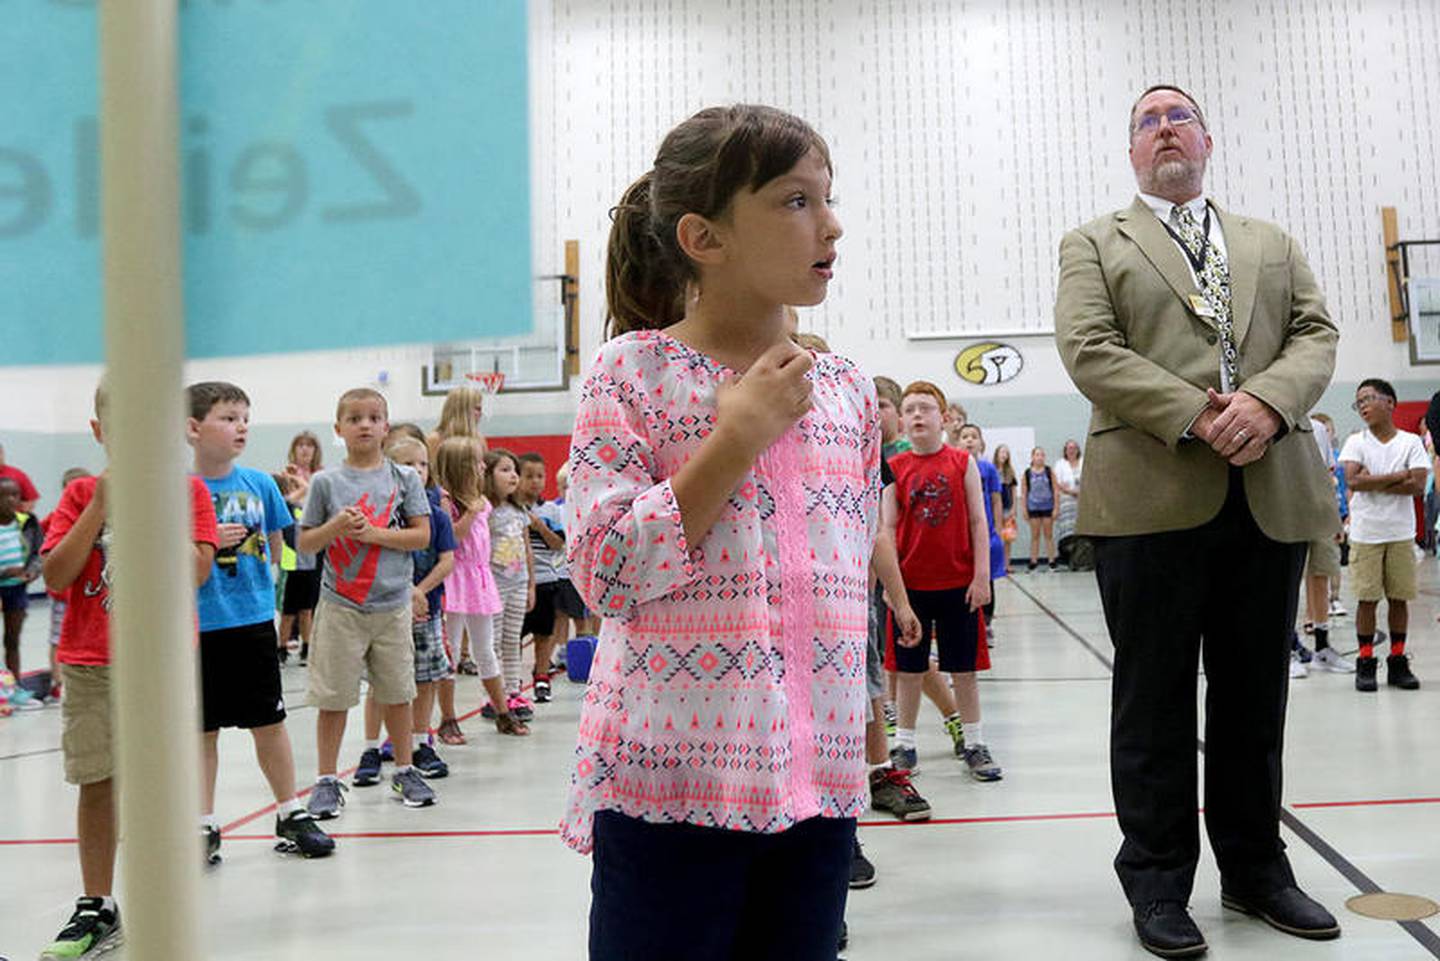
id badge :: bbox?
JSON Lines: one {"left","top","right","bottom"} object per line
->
{"left": 1188, "top": 293, "right": 1216, "bottom": 319}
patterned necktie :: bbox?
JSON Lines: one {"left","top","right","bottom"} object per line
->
{"left": 1172, "top": 204, "right": 1238, "bottom": 391}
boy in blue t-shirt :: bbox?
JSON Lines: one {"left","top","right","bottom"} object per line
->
{"left": 187, "top": 382, "right": 334, "bottom": 862}
{"left": 958, "top": 425, "right": 1006, "bottom": 640}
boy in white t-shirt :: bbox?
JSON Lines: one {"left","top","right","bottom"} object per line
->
{"left": 1338, "top": 379, "right": 1428, "bottom": 692}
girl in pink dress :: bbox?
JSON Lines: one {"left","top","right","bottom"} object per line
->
{"left": 564, "top": 104, "right": 876, "bottom": 959}
{"left": 434, "top": 436, "right": 526, "bottom": 736}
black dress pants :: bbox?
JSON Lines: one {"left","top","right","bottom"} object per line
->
{"left": 1093, "top": 469, "right": 1306, "bottom": 905}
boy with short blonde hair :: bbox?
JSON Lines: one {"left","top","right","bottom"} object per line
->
{"left": 300, "top": 388, "right": 433, "bottom": 815}
{"left": 38, "top": 382, "right": 219, "bottom": 960}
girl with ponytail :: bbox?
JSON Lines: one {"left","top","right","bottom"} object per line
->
{"left": 564, "top": 104, "right": 878, "bottom": 959}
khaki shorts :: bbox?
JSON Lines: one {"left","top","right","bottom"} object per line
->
{"left": 1305, "top": 536, "right": 1341, "bottom": 579}
{"left": 307, "top": 599, "right": 416, "bottom": 710}
{"left": 61, "top": 664, "right": 114, "bottom": 786}
{"left": 1350, "top": 540, "right": 1417, "bottom": 602}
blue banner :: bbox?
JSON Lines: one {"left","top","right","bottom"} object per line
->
{"left": 0, "top": 1, "right": 532, "bottom": 365}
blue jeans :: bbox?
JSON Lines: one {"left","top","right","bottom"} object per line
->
{"left": 589, "top": 810, "right": 854, "bottom": 960}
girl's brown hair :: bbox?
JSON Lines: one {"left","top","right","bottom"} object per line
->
{"left": 287, "top": 430, "right": 323, "bottom": 471}
{"left": 483, "top": 448, "right": 522, "bottom": 508}
{"left": 434, "top": 436, "right": 485, "bottom": 514}
{"left": 992, "top": 444, "right": 1016, "bottom": 487}
{"left": 605, "top": 104, "right": 831, "bottom": 337}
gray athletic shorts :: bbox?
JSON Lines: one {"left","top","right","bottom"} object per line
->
{"left": 865, "top": 591, "right": 886, "bottom": 721}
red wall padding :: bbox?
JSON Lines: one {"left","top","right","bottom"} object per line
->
{"left": 488, "top": 434, "right": 573, "bottom": 500}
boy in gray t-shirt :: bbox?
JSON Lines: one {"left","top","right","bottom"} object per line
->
{"left": 298, "top": 389, "right": 433, "bottom": 814}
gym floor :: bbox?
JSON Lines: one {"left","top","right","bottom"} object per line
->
{"left": 2, "top": 568, "right": 1437, "bottom": 960}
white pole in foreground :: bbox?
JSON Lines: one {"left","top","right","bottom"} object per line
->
{"left": 99, "top": 3, "right": 204, "bottom": 960}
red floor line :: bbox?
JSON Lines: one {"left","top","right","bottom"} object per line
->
{"left": 13, "top": 794, "right": 1440, "bottom": 848}
{"left": 220, "top": 639, "right": 539, "bottom": 835}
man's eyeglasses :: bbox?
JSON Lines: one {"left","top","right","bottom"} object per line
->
{"left": 1351, "top": 394, "right": 1389, "bottom": 411}
{"left": 1132, "top": 107, "right": 1200, "bottom": 136}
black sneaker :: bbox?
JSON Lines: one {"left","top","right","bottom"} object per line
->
{"left": 274, "top": 810, "right": 336, "bottom": 858}
{"left": 533, "top": 675, "right": 553, "bottom": 703}
{"left": 413, "top": 742, "right": 450, "bottom": 779}
{"left": 869, "top": 766, "right": 932, "bottom": 821}
{"left": 480, "top": 702, "right": 498, "bottom": 720}
{"left": 202, "top": 825, "right": 222, "bottom": 866}
{"left": 40, "top": 897, "right": 122, "bottom": 960}
{"left": 353, "top": 747, "right": 383, "bottom": 786}
{"left": 1386, "top": 654, "right": 1421, "bottom": 690}
{"left": 849, "top": 837, "right": 876, "bottom": 889}
{"left": 1355, "top": 656, "right": 1378, "bottom": 692}
{"left": 298, "top": 642, "right": 309, "bottom": 665}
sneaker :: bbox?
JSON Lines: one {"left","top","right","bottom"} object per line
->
{"left": 838, "top": 919, "right": 848, "bottom": 950}
{"left": 7, "top": 686, "right": 43, "bottom": 711}
{"left": 306, "top": 778, "right": 347, "bottom": 819}
{"left": 202, "top": 825, "right": 221, "bottom": 866}
{"left": 507, "top": 693, "right": 534, "bottom": 721}
{"left": 1386, "top": 654, "right": 1421, "bottom": 690}
{"left": 1312, "top": 647, "right": 1355, "bottom": 673}
{"left": 277, "top": 645, "right": 289, "bottom": 665}
{"left": 962, "top": 743, "right": 1003, "bottom": 781}
{"left": 413, "top": 742, "right": 449, "bottom": 779}
{"left": 1049, "top": 560, "right": 1060, "bottom": 571}
{"left": 1291, "top": 637, "right": 1313, "bottom": 664}
{"left": 533, "top": 675, "right": 552, "bottom": 703}
{"left": 298, "top": 642, "right": 309, "bottom": 665}
{"left": 1355, "top": 656, "right": 1378, "bottom": 693}
{"left": 942, "top": 714, "right": 965, "bottom": 757}
{"left": 882, "top": 701, "right": 897, "bottom": 737}
{"left": 1302, "top": 621, "right": 1314, "bottom": 635}
{"left": 352, "top": 748, "right": 383, "bottom": 787}
{"left": 40, "top": 897, "right": 122, "bottom": 960}
{"left": 869, "top": 766, "right": 932, "bottom": 821}
{"left": 889, "top": 744, "right": 918, "bottom": 773}
{"left": 274, "top": 810, "right": 335, "bottom": 858}
{"left": 1328, "top": 598, "right": 1347, "bottom": 617}
{"left": 392, "top": 767, "right": 437, "bottom": 808}
{"left": 378, "top": 739, "right": 394, "bottom": 762}
{"left": 457, "top": 656, "right": 479, "bottom": 676}
{"left": 479, "top": 702, "right": 498, "bottom": 720}
{"left": 849, "top": 837, "right": 876, "bottom": 889}
{"left": 1027, "top": 560, "right": 1037, "bottom": 572}
{"left": 1289, "top": 653, "right": 1308, "bottom": 679}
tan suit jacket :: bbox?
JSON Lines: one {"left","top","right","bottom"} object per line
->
{"left": 1053, "top": 196, "right": 1339, "bottom": 542}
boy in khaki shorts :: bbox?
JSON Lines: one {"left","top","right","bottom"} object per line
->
{"left": 299, "top": 388, "right": 433, "bottom": 815}
{"left": 37, "top": 383, "right": 219, "bottom": 961}
{"left": 1339, "top": 378, "right": 1429, "bottom": 692}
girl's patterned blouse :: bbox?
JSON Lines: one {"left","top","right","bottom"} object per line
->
{"left": 562, "top": 329, "right": 880, "bottom": 852}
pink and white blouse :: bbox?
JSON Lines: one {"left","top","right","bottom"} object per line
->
{"left": 562, "top": 329, "right": 880, "bottom": 853}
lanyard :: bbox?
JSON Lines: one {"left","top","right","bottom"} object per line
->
{"left": 1161, "top": 204, "right": 1212, "bottom": 276}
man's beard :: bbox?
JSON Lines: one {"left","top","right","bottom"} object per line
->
{"left": 1142, "top": 157, "right": 1203, "bottom": 195}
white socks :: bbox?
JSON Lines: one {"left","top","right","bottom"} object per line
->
{"left": 276, "top": 797, "right": 302, "bottom": 818}
{"left": 963, "top": 721, "right": 985, "bottom": 747}
{"left": 895, "top": 728, "right": 917, "bottom": 749}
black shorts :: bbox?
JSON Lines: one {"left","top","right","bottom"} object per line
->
{"left": 523, "top": 579, "right": 588, "bottom": 636}
{"left": 0, "top": 583, "right": 29, "bottom": 612}
{"left": 200, "top": 621, "right": 287, "bottom": 732}
{"left": 523, "top": 582, "right": 560, "bottom": 637}
{"left": 281, "top": 568, "right": 321, "bottom": 615}
{"left": 1027, "top": 508, "right": 1053, "bottom": 519}
{"left": 893, "top": 586, "right": 984, "bottom": 674}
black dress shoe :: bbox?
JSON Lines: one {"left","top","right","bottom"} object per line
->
{"left": 1221, "top": 885, "right": 1341, "bottom": 940}
{"left": 1133, "top": 901, "right": 1207, "bottom": 958}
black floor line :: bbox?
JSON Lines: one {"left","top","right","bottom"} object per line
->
{"left": 1009, "top": 577, "right": 1440, "bottom": 958}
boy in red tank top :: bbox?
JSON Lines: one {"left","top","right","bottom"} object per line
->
{"left": 884, "top": 381, "right": 1002, "bottom": 781}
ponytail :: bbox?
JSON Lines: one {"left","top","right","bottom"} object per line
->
{"left": 603, "top": 104, "right": 832, "bottom": 341}
{"left": 605, "top": 171, "right": 684, "bottom": 338}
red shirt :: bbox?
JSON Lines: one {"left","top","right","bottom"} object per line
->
{"left": 0, "top": 464, "right": 40, "bottom": 505}
{"left": 888, "top": 445, "right": 976, "bottom": 591}
{"left": 42, "top": 476, "right": 219, "bottom": 666}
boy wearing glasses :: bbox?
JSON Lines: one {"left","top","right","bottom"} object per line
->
{"left": 1338, "top": 378, "right": 1428, "bottom": 692}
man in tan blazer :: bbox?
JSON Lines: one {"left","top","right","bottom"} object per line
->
{"left": 1054, "top": 85, "right": 1340, "bottom": 959}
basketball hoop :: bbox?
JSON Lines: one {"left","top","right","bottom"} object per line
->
{"left": 465, "top": 370, "right": 506, "bottom": 395}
